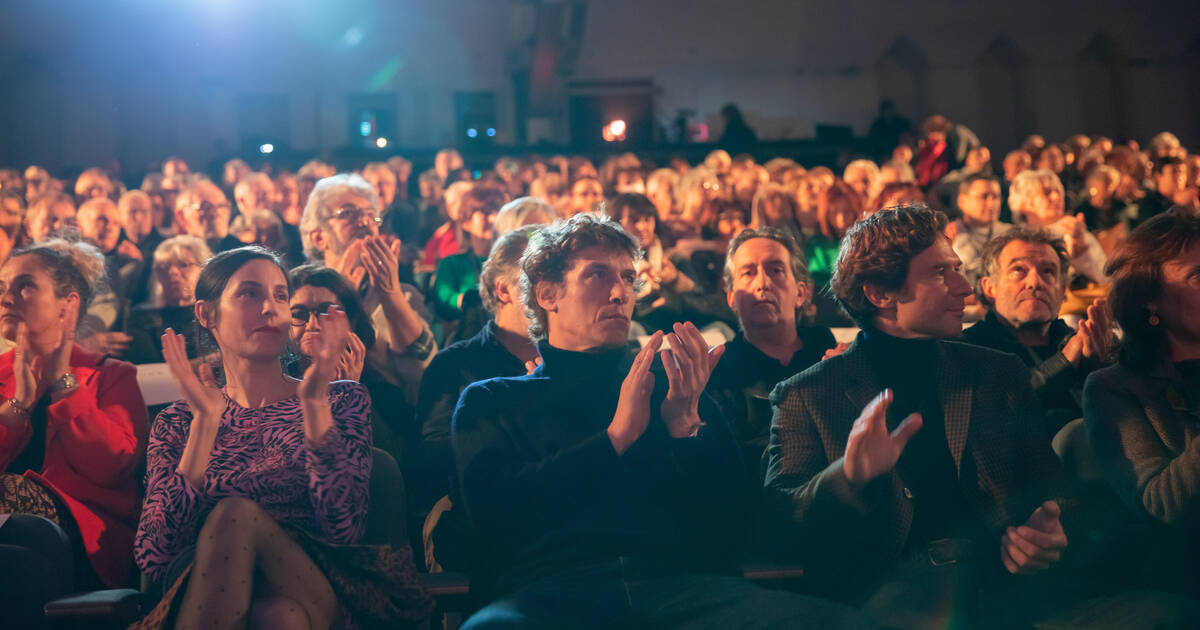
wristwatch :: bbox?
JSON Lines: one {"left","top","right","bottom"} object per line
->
{"left": 50, "top": 372, "right": 78, "bottom": 393}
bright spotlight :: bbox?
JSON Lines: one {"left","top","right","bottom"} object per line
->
{"left": 466, "top": 128, "right": 478, "bottom": 139}
{"left": 375, "top": 137, "right": 388, "bottom": 149}
{"left": 486, "top": 128, "right": 496, "bottom": 137}
{"left": 259, "top": 143, "right": 274, "bottom": 155}
{"left": 602, "top": 119, "right": 627, "bottom": 142}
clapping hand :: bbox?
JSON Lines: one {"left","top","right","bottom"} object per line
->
{"left": 1001, "top": 500, "right": 1068, "bottom": 575}
{"left": 843, "top": 390, "right": 923, "bottom": 486}
{"left": 360, "top": 236, "right": 404, "bottom": 298}
{"left": 161, "top": 327, "right": 224, "bottom": 423}
{"left": 298, "top": 305, "right": 351, "bottom": 401}
{"left": 334, "top": 333, "right": 366, "bottom": 381}
{"left": 1064, "top": 298, "right": 1114, "bottom": 365}
{"left": 607, "top": 330, "right": 662, "bottom": 455}
{"left": 13, "top": 304, "right": 80, "bottom": 407}
{"left": 660, "top": 322, "right": 724, "bottom": 438}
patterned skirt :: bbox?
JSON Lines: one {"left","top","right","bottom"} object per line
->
{"left": 130, "top": 528, "right": 435, "bottom": 630}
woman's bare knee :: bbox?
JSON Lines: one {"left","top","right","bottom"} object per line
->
{"left": 249, "top": 595, "right": 311, "bottom": 630}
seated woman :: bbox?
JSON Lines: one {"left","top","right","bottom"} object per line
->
{"left": 0, "top": 238, "right": 148, "bottom": 625}
{"left": 124, "top": 235, "right": 211, "bottom": 364}
{"left": 430, "top": 185, "right": 509, "bottom": 344}
{"left": 1084, "top": 210, "right": 1200, "bottom": 596}
{"left": 287, "top": 264, "right": 416, "bottom": 490}
{"left": 134, "top": 247, "right": 431, "bottom": 629}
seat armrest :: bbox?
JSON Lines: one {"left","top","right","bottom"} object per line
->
{"left": 44, "top": 589, "right": 143, "bottom": 620}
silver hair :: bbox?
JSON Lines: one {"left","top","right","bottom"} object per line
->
{"left": 494, "top": 196, "right": 555, "bottom": 236}
{"left": 149, "top": 235, "right": 213, "bottom": 306}
{"left": 299, "top": 173, "right": 380, "bottom": 260}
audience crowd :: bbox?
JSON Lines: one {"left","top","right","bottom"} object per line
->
{"left": 1, "top": 117, "right": 1199, "bottom": 629}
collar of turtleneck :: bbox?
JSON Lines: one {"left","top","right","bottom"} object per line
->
{"left": 861, "top": 325, "right": 939, "bottom": 404}
{"left": 536, "top": 340, "right": 629, "bottom": 381}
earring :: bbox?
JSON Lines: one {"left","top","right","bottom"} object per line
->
{"left": 1148, "top": 313, "right": 1160, "bottom": 326}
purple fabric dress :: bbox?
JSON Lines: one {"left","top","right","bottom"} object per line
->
{"left": 134, "top": 380, "right": 372, "bottom": 583}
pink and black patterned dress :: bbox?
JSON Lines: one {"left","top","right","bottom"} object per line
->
{"left": 135, "top": 380, "right": 373, "bottom": 583}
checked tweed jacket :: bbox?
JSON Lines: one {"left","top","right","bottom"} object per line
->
{"left": 762, "top": 335, "right": 1067, "bottom": 597}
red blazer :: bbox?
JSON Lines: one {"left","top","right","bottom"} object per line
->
{"left": 0, "top": 346, "right": 148, "bottom": 588}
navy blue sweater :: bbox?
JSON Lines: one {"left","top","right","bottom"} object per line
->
{"left": 451, "top": 341, "right": 750, "bottom": 595}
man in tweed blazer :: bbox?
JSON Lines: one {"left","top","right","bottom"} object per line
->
{"left": 764, "top": 205, "right": 1071, "bottom": 626}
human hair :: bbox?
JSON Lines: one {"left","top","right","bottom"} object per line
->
{"left": 194, "top": 246, "right": 289, "bottom": 354}
{"left": 646, "top": 168, "right": 679, "bottom": 198}
{"left": 1106, "top": 210, "right": 1200, "bottom": 370}
{"left": 148, "top": 235, "right": 212, "bottom": 306}
{"left": 362, "top": 161, "right": 397, "bottom": 183}
{"left": 973, "top": 226, "right": 1069, "bottom": 308}
{"left": 299, "top": 173, "right": 380, "bottom": 260}
{"left": 956, "top": 172, "right": 1000, "bottom": 197}
{"left": 10, "top": 236, "right": 108, "bottom": 324}
{"left": 1007, "top": 169, "right": 1063, "bottom": 217}
{"left": 174, "top": 179, "right": 226, "bottom": 215}
{"left": 817, "top": 180, "right": 864, "bottom": 239}
{"left": 920, "top": 115, "right": 953, "bottom": 137}
{"left": 459, "top": 184, "right": 509, "bottom": 221}
{"left": 494, "top": 196, "right": 555, "bottom": 236}
{"left": 479, "top": 226, "right": 539, "bottom": 316}
{"left": 843, "top": 159, "right": 880, "bottom": 183}
{"left": 27, "top": 192, "right": 75, "bottom": 226}
{"left": 601, "top": 193, "right": 656, "bottom": 224}
{"left": 1151, "top": 155, "right": 1184, "bottom": 176}
{"left": 723, "top": 226, "right": 811, "bottom": 293}
{"left": 118, "top": 189, "right": 150, "bottom": 213}
{"left": 751, "top": 183, "right": 799, "bottom": 228}
{"left": 74, "top": 168, "right": 113, "bottom": 198}
{"left": 288, "top": 264, "right": 376, "bottom": 350}
{"left": 0, "top": 188, "right": 26, "bottom": 212}
{"left": 519, "top": 213, "right": 641, "bottom": 341}
{"left": 869, "top": 181, "right": 925, "bottom": 214}
{"left": 234, "top": 172, "right": 272, "bottom": 205}
{"left": 830, "top": 203, "right": 947, "bottom": 327}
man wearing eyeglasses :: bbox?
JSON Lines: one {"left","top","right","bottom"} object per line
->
{"left": 300, "top": 173, "right": 436, "bottom": 403}
{"left": 173, "top": 179, "right": 244, "bottom": 254}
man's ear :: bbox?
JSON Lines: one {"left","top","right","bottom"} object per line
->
{"left": 308, "top": 229, "right": 328, "bottom": 254}
{"left": 862, "top": 282, "right": 897, "bottom": 311}
{"left": 535, "top": 281, "right": 559, "bottom": 314}
{"left": 60, "top": 292, "right": 81, "bottom": 319}
{"left": 494, "top": 277, "right": 515, "bottom": 307}
{"left": 795, "top": 280, "right": 812, "bottom": 308}
{"left": 979, "top": 276, "right": 995, "bottom": 305}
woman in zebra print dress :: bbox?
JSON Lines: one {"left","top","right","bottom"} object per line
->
{"left": 134, "top": 246, "right": 431, "bottom": 629}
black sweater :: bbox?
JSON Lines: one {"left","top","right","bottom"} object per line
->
{"left": 451, "top": 341, "right": 749, "bottom": 595}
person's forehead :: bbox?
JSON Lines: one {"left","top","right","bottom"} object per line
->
{"left": 228, "top": 259, "right": 287, "bottom": 287}
{"left": 291, "top": 284, "right": 337, "bottom": 305}
{"left": 967, "top": 179, "right": 1000, "bottom": 194}
{"left": 568, "top": 246, "right": 633, "bottom": 271}
{"left": 329, "top": 189, "right": 372, "bottom": 208}
{"left": 913, "top": 237, "right": 958, "bottom": 267}
{"left": 999, "top": 240, "right": 1059, "bottom": 266}
{"left": 734, "top": 237, "right": 790, "bottom": 265}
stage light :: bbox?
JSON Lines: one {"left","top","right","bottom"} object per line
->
{"left": 259, "top": 143, "right": 274, "bottom": 155}
{"left": 467, "top": 128, "right": 478, "bottom": 138}
{"left": 360, "top": 121, "right": 371, "bottom": 137}
{"left": 486, "top": 128, "right": 496, "bottom": 137}
{"left": 375, "top": 137, "right": 388, "bottom": 149}
{"left": 602, "top": 119, "right": 627, "bottom": 142}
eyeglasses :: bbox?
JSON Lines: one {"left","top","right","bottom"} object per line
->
{"left": 330, "top": 204, "right": 382, "bottom": 225}
{"left": 290, "top": 301, "right": 337, "bottom": 326}
{"left": 192, "top": 200, "right": 231, "bottom": 216}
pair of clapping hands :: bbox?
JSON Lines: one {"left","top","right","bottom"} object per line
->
{"left": 844, "top": 390, "right": 1068, "bottom": 575}
{"left": 605, "top": 322, "right": 725, "bottom": 455}
{"left": 159, "top": 306, "right": 356, "bottom": 420}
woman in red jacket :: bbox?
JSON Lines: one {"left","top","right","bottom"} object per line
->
{"left": 0, "top": 237, "right": 149, "bottom": 625}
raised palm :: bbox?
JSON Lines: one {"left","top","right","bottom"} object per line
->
{"left": 162, "top": 327, "right": 225, "bottom": 420}
{"left": 298, "top": 305, "right": 351, "bottom": 400}
{"left": 843, "top": 390, "right": 923, "bottom": 485}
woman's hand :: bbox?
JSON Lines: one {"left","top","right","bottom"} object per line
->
{"left": 334, "top": 332, "right": 366, "bottom": 381}
{"left": 162, "top": 327, "right": 225, "bottom": 424}
{"left": 13, "top": 323, "right": 44, "bottom": 408}
{"left": 299, "top": 305, "right": 351, "bottom": 401}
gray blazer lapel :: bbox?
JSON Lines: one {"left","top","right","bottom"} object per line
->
{"left": 937, "top": 341, "right": 972, "bottom": 471}
{"left": 840, "top": 339, "right": 881, "bottom": 415}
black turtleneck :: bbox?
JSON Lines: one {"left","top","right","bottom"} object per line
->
{"left": 451, "top": 340, "right": 748, "bottom": 596}
{"left": 861, "top": 327, "right": 986, "bottom": 551}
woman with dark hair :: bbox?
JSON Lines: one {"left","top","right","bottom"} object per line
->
{"left": 1084, "top": 209, "right": 1200, "bottom": 595}
{"left": 134, "top": 247, "right": 431, "bottom": 629}
{"left": 287, "top": 263, "right": 417, "bottom": 481}
{"left": 0, "top": 238, "right": 149, "bottom": 626}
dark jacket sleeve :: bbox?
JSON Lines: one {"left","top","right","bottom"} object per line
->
{"left": 417, "top": 351, "right": 464, "bottom": 500}
{"left": 1084, "top": 369, "right": 1200, "bottom": 529}
{"left": 761, "top": 379, "right": 893, "bottom": 562}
